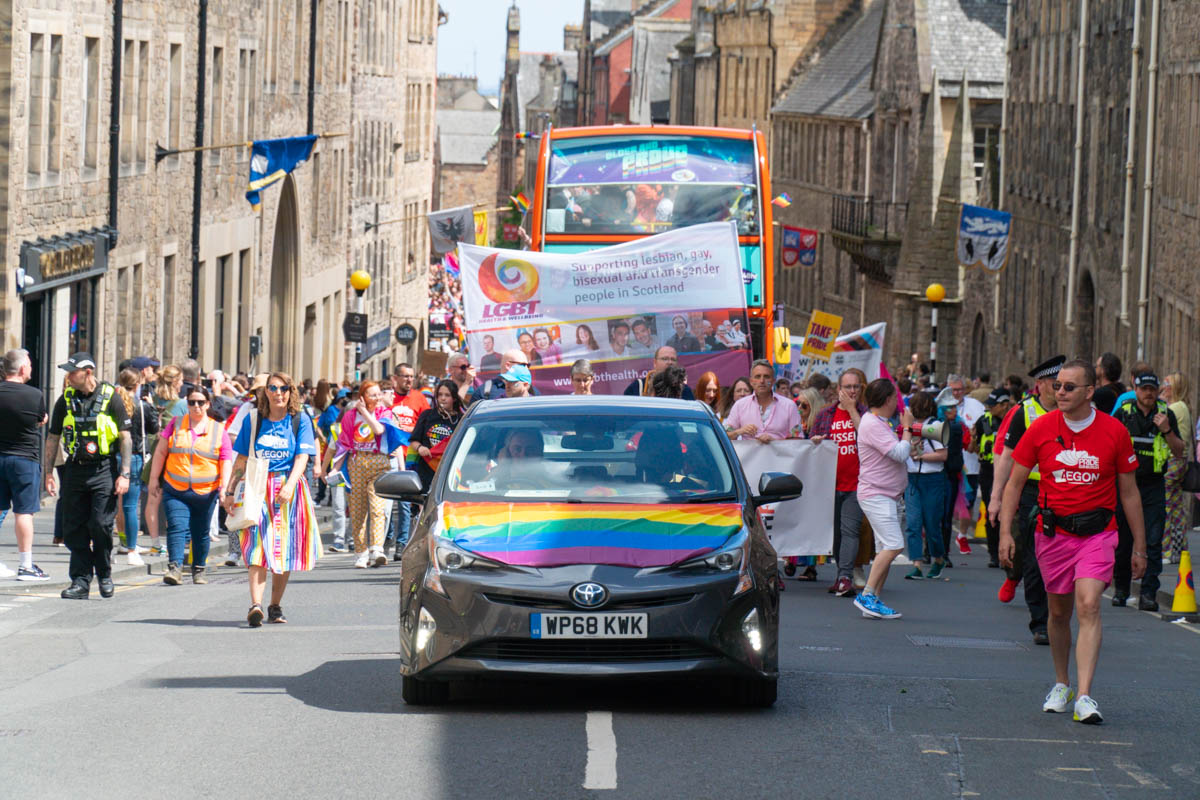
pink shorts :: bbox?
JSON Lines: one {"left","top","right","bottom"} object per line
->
{"left": 1035, "top": 529, "right": 1118, "bottom": 595}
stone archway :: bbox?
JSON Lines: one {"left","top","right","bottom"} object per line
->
{"left": 269, "top": 176, "right": 300, "bottom": 373}
{"left": 1076, "top": 270, "right": 1096, "bottom": 361}
{"left": 970, "top": 312, "right": 986, "bottom": 377}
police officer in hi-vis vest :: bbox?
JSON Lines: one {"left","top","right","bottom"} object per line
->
{"left": 988, "top": 354, "right": 1064, "bottom": 646}
{"left": 1111, "top": 370, "right": 1184, "bottom": 610}
{"left": 972, "top": 388, "right": 1012, "bottom": 567}
{"left": 44, "top": 353, "right": 132, "bottom": 600}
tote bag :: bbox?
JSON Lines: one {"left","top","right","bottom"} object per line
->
{"left": 226, "top": 410, "right": 269, "bottom": 530}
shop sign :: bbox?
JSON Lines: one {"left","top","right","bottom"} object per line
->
{"left": 18, "top": 228, "right": 113, "bottom": 295}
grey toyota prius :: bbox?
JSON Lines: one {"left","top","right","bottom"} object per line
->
{"left": 376, "top": 395, "right": 801, "bottom": 706}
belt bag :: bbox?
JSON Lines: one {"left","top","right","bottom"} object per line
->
{"left": 1043, "top": 507, "right": 1115, "bottom": 537}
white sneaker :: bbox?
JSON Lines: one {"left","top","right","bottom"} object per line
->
{"left": 0, "top": 562, "right": 15, "bottom": 578}
{"left": 1042, "top": 682, "right": 1075, "bottom": 713}
{"left": 354, "top": 552, "right": 370, "bottom": 569}
{"left": 892, "top": 554, "right": 912, "bottom": 566}
{"left": 1073, "top": 695, "right": 1103, "bottom": 724}
{"left": 126, "top": 551, "right": 145, "bottom": 566}
{"left": 116, "top": 544, "right": 130, "bottom": 554}
{"left": 371, "top": 547, "right": 387, "bottom": 567}
{"left": 852, "top": 566, "right": 867, "bottom": 589}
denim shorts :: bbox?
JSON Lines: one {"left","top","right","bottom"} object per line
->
{"left": 0, "top": 454, "right": 41, "bottom": 514}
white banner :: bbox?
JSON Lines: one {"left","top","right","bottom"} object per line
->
{"left": 733, "top": 439, "right": 836, "bottom": 557}
{"left": 778, "top": 322, "right": 886, "bottom": 384}
{"left": 456, "top": 221, "right": 752, "bottom": 394}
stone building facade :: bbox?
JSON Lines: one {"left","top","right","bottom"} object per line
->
{"left": 2, "top": 0, "right": 439, "bottom": 398}
{"left": 994, "top": 0, "right": 1200, "bottom": 392}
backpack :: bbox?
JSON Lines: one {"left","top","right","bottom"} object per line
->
{"left": 944, "top": 418, "right": 964, "bottom": 474}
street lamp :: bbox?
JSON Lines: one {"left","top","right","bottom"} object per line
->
{"left": 925, "top": 283, "right": 945, "bottom": 384}
{"left": 351, "top": 270, "right": 371, "bottom": 379}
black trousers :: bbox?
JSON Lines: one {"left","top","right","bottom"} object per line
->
{"left": 1114, "top": 479, "right": 1166, "bottom": 599}
{"left": 978, "top": 463, "right": 997, "bottom": 560}
{"left": 60, "top": 460, "right": 119, "bottom": 582}
{"left": 1014, "top": 482, "right": 1047, "bottom": 633}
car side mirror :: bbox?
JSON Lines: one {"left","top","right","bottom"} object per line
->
{"left": 374, "top": 470, "right": 426, "bottom": 503}
{"left": 752, "top": 471, "right": 803, "bottom": 507}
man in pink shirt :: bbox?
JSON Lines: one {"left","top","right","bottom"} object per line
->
{"left": 725, "top": 360, "right": 802, "bottom": 442}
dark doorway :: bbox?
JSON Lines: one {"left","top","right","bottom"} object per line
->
{"left": 970, "top": 312, "right": 986, "bottom": 378}
{"left": 1076, "top": 271, "right": 1096, "bottom": 360}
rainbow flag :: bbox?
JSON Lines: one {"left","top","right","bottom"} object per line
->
{"left": 772, "top": 193, "right": 793, "bottom": 208}
{"left": 514, "top": 132, "right": 536, "bottom": 140}
{"left": 511, "top": 192, "right": 531, "bottom": 213}
{"left": 406, "top": 438, "right": 448, "bottom": 473}
{"left": 440, "top": 502, "right": 743, "bottom": 568}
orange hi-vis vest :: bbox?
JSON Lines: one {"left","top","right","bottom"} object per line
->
{"left": 164, "top": 417, "right": 223, "bottom": 495}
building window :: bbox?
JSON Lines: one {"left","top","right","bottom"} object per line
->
{"left": 132, "top": 262, "right": 143, "bottom": 355}
{"left": 294, "top": 0, "right": 304, "bottom": 88}
{"left": 311, "top": 150, "right": 321, "bottom": 237}
{"left": 163, "top": 254, "right": 176, "bottom": 361}
{"left": 82, "top": 37, "right": 101, "bottom": 170}
{"left": 209, "top": 46, "right": 224, "bottom": 163}
{"left": 27, "top": 34, "right": 45, "bottom": 176}
{"left": 167, "top": 43, "right": 183, "bottom": 167}
{"left": 27, "top": 33, "right": 62, "bottom": 178}
{"left": 136, "top": 41, "right": 148, "bottom": 168}
{"left": 216, "top": 254, "right": 229, "bottom": 370}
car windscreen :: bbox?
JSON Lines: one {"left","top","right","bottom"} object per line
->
{"left": 442, "top": 414, "right": 738, "bottom": 503}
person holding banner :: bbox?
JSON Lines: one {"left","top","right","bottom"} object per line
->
{"left": 853, "top": 379, "right": 916, "bottom": 620}
{"left": 724, "top": 361, "right": 802, "bottom": 442}
{"left": 807, "top": 369, "right": 869, "bottom": 597}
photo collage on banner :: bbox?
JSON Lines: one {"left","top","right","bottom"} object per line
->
{"left": 459, "top": 223, "right": 753, "bottom": 395}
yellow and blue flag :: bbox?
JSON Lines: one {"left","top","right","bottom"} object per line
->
{"left": 246, "top": 135, "right": 318, "bottom": 211}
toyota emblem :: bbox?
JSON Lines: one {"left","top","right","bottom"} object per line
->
{"left": 570, "top": 582, "right": 608, "bottom": 609}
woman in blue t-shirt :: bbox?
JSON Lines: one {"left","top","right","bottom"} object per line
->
{"left": 222, "top": 372, "right": 320, "bottom": 627}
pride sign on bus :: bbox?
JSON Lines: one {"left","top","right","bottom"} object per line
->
{"left": 457, "top": 222, "right": 752, "bottom": 395}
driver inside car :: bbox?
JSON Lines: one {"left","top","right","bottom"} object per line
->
{"left": 488, "top": 428, "right": 551, "bottom": 488}
{"left": 634, "top": 426, "right": 707, "bottom": 492}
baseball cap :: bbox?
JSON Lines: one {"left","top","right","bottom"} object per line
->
{"left": 1134, "top": 373, "right": 1160, "bottom": 388}
{"left": 334, "top": 388, "right": 351, "bottom": 400}
{"left": 985, "top": 389, "right": 1012, "bottom": 406}
{"left": 131, "top": 356, "right": 161, "bottom": 370}
{"left": 499, "top": 364, "right": 532, "bottom": 384}
{"left": 58, "top": 352, "right": 96, "bottom": 371}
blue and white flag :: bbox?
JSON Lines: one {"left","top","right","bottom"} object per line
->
{"left": 245, "top": 135, "right": 318, "bottom": 211}
{"left": 957, "top": 204, "right": 1011, "bottom": 272}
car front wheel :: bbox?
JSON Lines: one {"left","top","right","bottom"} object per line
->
{"left": 402, "top": 674, "right": 450, "bottom": 705}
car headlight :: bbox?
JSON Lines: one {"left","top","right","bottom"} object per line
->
{"left": 741, "top": 608, "right": 762, "bottom": 652}
{"left": 423, "top": 530, "right": 501, "bottom": 598}
{"left": 415, "top": 606, "right": 437, "bottom": 652}
{"left": 678, "top": 529, "right": 754, "bottom": 596}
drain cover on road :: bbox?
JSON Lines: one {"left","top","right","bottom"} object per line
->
{"left": 907, "top": 635, "right": 1024, "bottom": 650}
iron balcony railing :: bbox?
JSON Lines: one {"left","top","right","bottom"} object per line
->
{"left": 830, "top": 195, "right": 907, "bottom": 241}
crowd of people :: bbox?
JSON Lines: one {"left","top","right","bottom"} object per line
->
{"left": 0, "top": 342, "right": 1194, "bottom": 722}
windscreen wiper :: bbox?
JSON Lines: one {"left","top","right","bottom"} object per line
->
{"left": 679, "top": 494, "right": 737, "bottom": 503}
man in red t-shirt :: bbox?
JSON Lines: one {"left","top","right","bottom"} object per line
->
{"left": 807, "top": 368, "right": 867, "bottom": 596}
{"left": 388, "top": 363, "right": 430, "bottom": 561}
{"left": 999, "top": 359, "right": 1146, "bottom": 726}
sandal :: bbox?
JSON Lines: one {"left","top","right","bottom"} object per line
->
{"left": 267, "top": 604, "right": 287, "bottom": 624}
{"left": 247, "top": 604, "right": 264, "bottom": 628}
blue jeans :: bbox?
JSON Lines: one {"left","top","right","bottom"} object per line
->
{"left": 905, "top": 472, "right": 947, "bottom": 563}
{"left": 161, "top": 484, "right": 218, "bottom": 567}
{"left": 119, "top": 454, "right": 144, "bottom": 549}
{"left": 390, "top": 500, "right": 412, "bottom": 551}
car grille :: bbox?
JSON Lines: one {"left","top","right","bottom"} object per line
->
{"left": 482, "top": 592, "right": 695, "bottom": 611}
{"left": 461, "top": 639, "right": 717, "bottom": 663}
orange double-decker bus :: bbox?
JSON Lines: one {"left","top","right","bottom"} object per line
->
{"left": 529, "top": 125, "right": 776, "bottom": 361}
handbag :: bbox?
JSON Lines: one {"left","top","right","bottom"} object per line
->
{"left": 226, "top": 410, "right": 269, "bottom": 530}
{"left": 1182, "top": 460, "right": 1200, "bottom": 493}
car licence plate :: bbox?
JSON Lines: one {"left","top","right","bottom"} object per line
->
{"left": 530, "top": 612, "right": 648, "bottom": 639}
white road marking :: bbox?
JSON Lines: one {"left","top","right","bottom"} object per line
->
{"left": 584, "top": 711, "right": 617, "bottom": 791}
{"left": 10, "top": 595, "right": 44, "bottom": 603}
{"left": 1113, "top": 757, "right": 1169, "bottom": 789}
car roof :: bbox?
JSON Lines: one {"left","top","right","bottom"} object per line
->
{"left": 467, "top": 395, "right": 715, "bottom": 420}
